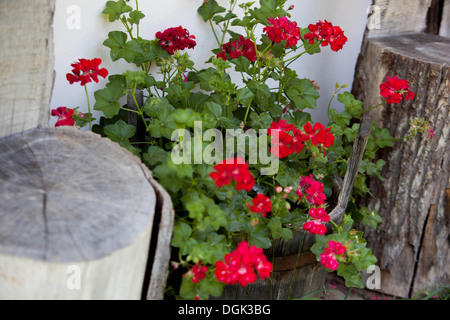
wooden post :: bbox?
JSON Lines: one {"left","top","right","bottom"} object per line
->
{"left": 0, "top": 0, "right": 55, "bottom": 138}
{"left": 352, "top": 0, "right": 450, "bottom": 298}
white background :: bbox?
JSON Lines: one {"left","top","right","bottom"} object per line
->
{"left": 50, "top": 0, "right": 372, "bottom": 127}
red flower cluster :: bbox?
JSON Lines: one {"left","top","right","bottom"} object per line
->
{"left": 209, "top": 157, "right": 255, "bottom": 191}
{"left": 304, "top": 122, "right": 335, "bottom": 148}
{"left": 263, "top": 15, "right": 301, "bottom": 48}
{"left": 217, "top": 36, "right": 257, "bottom": 62}
{"left": 379, "top": 75, "right": 415, "bottom": 104}
{"left": 185, "top": 262, "right": 208, "bottom": 283}
{"left": 156, "top": 26, "right": 197, "bottom": 55}
{"left": 215, "top": 241, "right": 273, "bottom": 287}
{"left": 51, "top": 107, "right": 75, "bottom": 127}
{"left": 296, "top": 174, "right": 326, "bottom": 206}
{"left": 247, "top": 194, "right": 272, "bottom": 217}
{"left": 268, "top": 119, "right": 309, "bottom": 158}
{"left": 268, "top": 120, "right": 334, "bottom": 159}
{"left": 320, "top": 240, "right": 347, "bottom": 271}
{"left": 303, "top": 207, "right": 330, "bottom": 235}
{"left": 66, "top": 58, "right": 108, "bottom": 86}
{"left": 304, "top": 20, "right": 347, "bottom": 52}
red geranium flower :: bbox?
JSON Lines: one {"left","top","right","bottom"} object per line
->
{"left": 296, "top": 174, "right": 327, "bottom": 206}
{"left": 268, "top": 119, "right": 309, "bottom": 159}
{"left": 215, "top": 241, "right": 272, "bottom": 287}
{"left": 304, "top": 20, "right": 347, "bottom": 52}
{"left": 184, "top": 262, "right": 208, "bottom": 283}
{"left": 210, "top": 157, "right": 255, "bottom": 191}
{"left": 303, "top": 207, "right": 330, "bottom": 235}
{"left": 379, "top": 75, "right": 415, "bottom": 104}
{"left": 51, "top": 107, "right": 75, "bottom": 127}
{"left": 217, "top": 36, "right": 257, "bottom": 62}
{"left": 303, "top": 122, "right": 335, "bottom": 148}
{"left": 263, "top": 15, "right": 301, "bottom": 48}
{"left": 247, "top": 194, "right": 272, "bottom": 217}
{"left": 66, "top": 58, "right": 108, "bottom": 86}
{"left": 156, "top": 26, "right": 196, "bottom": 55}
{"left": 320, "top": 241, "right": 347, "bottom": 271}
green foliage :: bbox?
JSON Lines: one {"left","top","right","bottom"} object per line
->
{"left": 90, "top": 0, "right": 401, "bottom": 300}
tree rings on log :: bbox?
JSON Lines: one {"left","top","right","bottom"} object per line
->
{"left": 0, "top": 127, "right": 162, "bottom": 299}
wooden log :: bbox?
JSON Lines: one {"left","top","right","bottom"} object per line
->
{"left": 352, "top": 33, "right": 450, "bottom": 297}
{"left": 0, "top": 0, "right": 55, "bottom": 139}
{"left": 0, "top": 127, "right": 173, "bottom": 299}
{"left": 214, "top": 116, "right": 372, "bottom": 300}
{"left": 366, "top": 0, "right": 432, "bottom": 38}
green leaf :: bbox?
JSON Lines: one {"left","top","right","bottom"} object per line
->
{"left": 287, "top": 79, "right": 320, "bottom": 110}
{"left": 248, "top": 224, "right": 272, "bottom": 249}
{"left": 93, "top": 86, "right": 123, "bottom": 119}
{"left": 172, "top": 108, "right": 201, "bottom": 127}
{"left": 182, "top": 190, "right": 205, "bottom": 221}
{"left": 249, "top": 112, "right": 273, "bottom": 130}
{"left": 102, "top": 0, "right": 132, "bottom": 22}
{"left": 172, "top": 221, "right": 195, "bottom": 254}
{"left": 143, "top": 97, "right": 175, "bottom": 118}
{"left": 142, "top": 146, "right": 169, "bottom": 167}
{"left": 337, "top": 92, "right": 362, "bottom": 117}
{"left": 127, "top": 10, "right": 145, "bottom": 25}
{"left": 236, "top": 87, "right": 255, "bottom": 106}
{"left": 103, "top": 31, "right": 143, "bottom": 63}
{"left": 249, "top": 0, "right": 287, "bottom": 25}
{"left": 197, "top": 0, "right": 226, "bottom": 22}
{"left": 103, "top": 119, "right": 136, "bottom": 142}
{"left": 284, "top": 110, "right": 311, "bottom": 128}
{"left": 360, "top": 207, "right": 382, "bottom": 230}
{"left": 268, "top": 217, "right": 293, "bottom": 241}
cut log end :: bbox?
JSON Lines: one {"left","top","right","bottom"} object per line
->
{"left": 0, "top": 126, "right": 156, "bottom": 263}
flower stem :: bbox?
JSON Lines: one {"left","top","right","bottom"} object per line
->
{"left": 205, "top": 2, "right": 221, "bottom": 47}
{"left": 361, "top": 101, "right": 386, "bottom": 113}
{"left": 131, "top": 83, "right": 150, "bottom": 133}
{"left": 284, "top": 42, "right": 321, "bottom": 68}
{"left": 392, "top": 133, "right": 416, "bottom": 142}
{"left": 135, "top": 0, "right": 140, "bottom": 38}
{"left": 84, "top": 85, "right": 92, "bottom": 130}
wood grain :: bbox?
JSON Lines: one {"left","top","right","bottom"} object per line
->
{"left": 0, "top": 127, "right": 164, "bottom": 299}
{"left": 0, "top": 0, "right": 55, "bottom": 138}
{"left": 352, "top": 32, "right": 450, "bottom": 297}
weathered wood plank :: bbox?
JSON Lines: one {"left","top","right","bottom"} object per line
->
{"left": 0, "top": 0, "right": 55, "bottom": 138}
{"left": 330, "top": 116, "right": 372, "bottom": 225}
{"left": 145, "top": 176, "right": 175, "bottom": 300}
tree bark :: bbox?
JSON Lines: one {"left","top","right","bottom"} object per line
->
{"left": 352, "top": 32, "right": 450, "bottom": 297}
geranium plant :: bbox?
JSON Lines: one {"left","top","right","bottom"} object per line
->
{"left": 52, "top": 0, "right": 433, "bottom": 300}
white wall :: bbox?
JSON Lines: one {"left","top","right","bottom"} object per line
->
{"left": 50, "top": 0, "right": 372, "bottom": 127}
